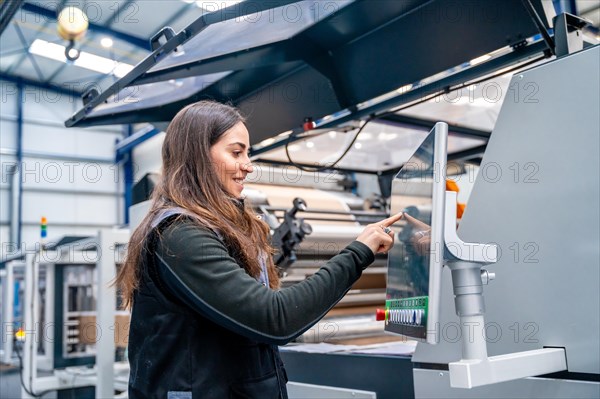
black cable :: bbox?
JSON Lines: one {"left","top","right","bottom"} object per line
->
{"left": 13, "top": 339, "right": 51, "bottom": 398}
{"left": 284, "top": 116, "right": 374, "bottom": 172}
{"left": 12, "top": 251, "right": 53, "bottom": 398}
{"left": 284, "top": 53, "right": 547, "bottom": 171}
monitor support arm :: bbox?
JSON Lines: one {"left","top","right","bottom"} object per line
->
{"left": 443, "top": 191, "right": 567, "bottom": 388}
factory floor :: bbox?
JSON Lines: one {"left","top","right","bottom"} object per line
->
{"left": 0, "top": 365, "right": 57, "bottom": 399}
{"left": 1, "top": 335, "right": 412, "bottom": 399}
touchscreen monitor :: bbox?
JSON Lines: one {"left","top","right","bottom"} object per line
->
{"left": 384, "top": 122, "right": 447, "bottom": 343}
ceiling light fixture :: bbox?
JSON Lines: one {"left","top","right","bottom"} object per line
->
{"left": 57, "top": 6, "right": 89, "bottom": 61}
{"left": 469, "top": 54, "right": 491, "bottom": 66}
{"left": 356, "top": 132, "right": 373, "bottom": 141}
{"left": 113, "top": 63, "right": 134, "bottom": 78}
{"left": 450, "top": 97, "right": 498, "bottom": 108}
{"left": 257, "top": 137, "right": 276, "bottom": 147}
{"left": 396, "top": 84, "right": 413, "bottom": 94}
{"left": 30, "top": 39, "right": 67, "bottom": 62}
{"left": 66, "top": 46, "right": 80, "bottom": 61}
{"left": 191, "top": 0, "right": 244, "bottom": 12}
{"left": 378, "top": 133, "right": 398, "bottom": 141}
{"left": 101, "top": 37, "right": 114, "bottom": 48}
{"left": 30, "top": 39, "right": 134, "bottom": 77}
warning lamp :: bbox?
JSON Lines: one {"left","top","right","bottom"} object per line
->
{"left": 446, "top": 180, "right": 466, "bottom": 219}
{"left": 41, "top": 216, "right": 47, "bottom": 239}
{"left": 375, "top": 308, "right": 387, "bottom": 321}
{"left": 303, "top": 117, "right": 316, "bottom": 131}
{"left": 15, "top": 328, "right": 26, "bottom": 341}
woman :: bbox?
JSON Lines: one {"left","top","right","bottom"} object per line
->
{"left": 116, "top": 101, "right": 401, "bottom": 398}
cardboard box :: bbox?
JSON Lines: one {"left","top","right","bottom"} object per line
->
{"left": 77, "top": 314, "right": 130, "bottom": 348}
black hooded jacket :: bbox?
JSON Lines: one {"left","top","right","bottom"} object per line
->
{"left": 127, "top": 214, "right": 375, "bottom": 398}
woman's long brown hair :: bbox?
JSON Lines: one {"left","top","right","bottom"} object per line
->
{"left": 116, "top": 101, "right": 279, "bottom": 309}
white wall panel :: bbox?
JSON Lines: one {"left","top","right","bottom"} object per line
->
{"left": 1, "top": 84, "right": 126, "bottom": 261}
{"left": 0, "top": 226, "right": 8, "bottom": 240}
{"left": 21, "top": 191, "right": 119, "bottom": 226}
{"left": 22, "top": 122, "right": 78, "bottom": 155}
{"left": 22, "top": 124, "right": 122, "bottom": 159}
{"left": 73, "top": 128, "right": 122, "bottom": 158}
{"left": 0, "top": 226, "right": 10, "bottom": 257}
{"left": 21, "top": 87, "right": 76, "bottom": 121}
{"left": 19, "top": 156, "right": 122, "bottom": 193}
{"left": 0, "top": 153, "right": 17, "bottom": 226}
{"left": 0, "top": 119, "right": 17, "bottom": 149}
{"left": 132, "top": 132, "right": 165, "bottom": 181}
{"left": 0, "top": 187, "right": 9, "bottom": 222}
{"left": 0, "top": 79, "right": 18, "bottom": 117}
{"left": 19, "top": 225, "right": 129, "bottom": 254}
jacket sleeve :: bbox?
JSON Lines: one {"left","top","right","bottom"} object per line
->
{"left": 154, "top": 220, "right": 375, "bottom": 345}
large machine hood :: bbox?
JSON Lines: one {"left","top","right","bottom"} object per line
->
{"left": 65, "top": 0, "right": 552, "bottom": 146}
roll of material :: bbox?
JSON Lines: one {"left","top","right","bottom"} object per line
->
{"left": 240, "top": 183, "right": 389, "bottom": 344}
{"left": 296, "top": 223, "right": 364, "bottom": 255}
{"left": 294, "top": 315, "right": 386, "bottom": 343}
{"left": 245, "top": 183, "right": 359, "bottom": 225}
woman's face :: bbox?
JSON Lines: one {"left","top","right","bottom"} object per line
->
{"left": 209, "top": 121, "right": 254, "bottom": 198}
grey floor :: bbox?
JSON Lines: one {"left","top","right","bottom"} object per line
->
{"left": 1, "top": 366, "right": 57, "bottom": 399}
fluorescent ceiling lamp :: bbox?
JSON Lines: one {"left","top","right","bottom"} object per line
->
{"left": 396, "top": 84, "right": 413, "bottom": 94}
{"left": 470, "top": 54, "right": 491, "bottom": 66}
{"left": 378, "top": 132, "right": 398, "bottom": 141}
{"left": 257, "top": 137, "right": 276, "bottom": 147}
{"left": 101, "top": 37, "right": 113, "bottom": 48}
{"left": 183, "top": 0, "right": 244, "bottom": 12}
{"left": 113, "top": 63, "right": 134, "bottom": 78}
{"left": 30, "top": 39, "right": 133, "bottom": 77}
{"left": 450, "top": 96, "right": 497, "bottom": 108}
{"left": 76, "top": 51, "right": 117, "bottom": 74}
{"left": 29, "top": 39, "right": 66, "bottom": 62}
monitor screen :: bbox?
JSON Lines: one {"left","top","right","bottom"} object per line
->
{"left": 384, "top": 123, "right": 447, "bottom": 343}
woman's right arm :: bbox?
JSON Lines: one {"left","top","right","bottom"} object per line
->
{"left": 155, "top": 220, "right": 376, "bottom": 345}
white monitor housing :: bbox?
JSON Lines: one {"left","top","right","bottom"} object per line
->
{"left": 443, "top": 191, "right": 566, "bottom": 388}
{"left": 385, "top": 122, "right": 448, "bottom": 344}
{"left": 385, "top": 121, "right": 567, "bottom": 388}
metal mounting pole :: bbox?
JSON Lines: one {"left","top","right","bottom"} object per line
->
{"left": 447, "top": 260, "right": 488, "bottom": 361}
